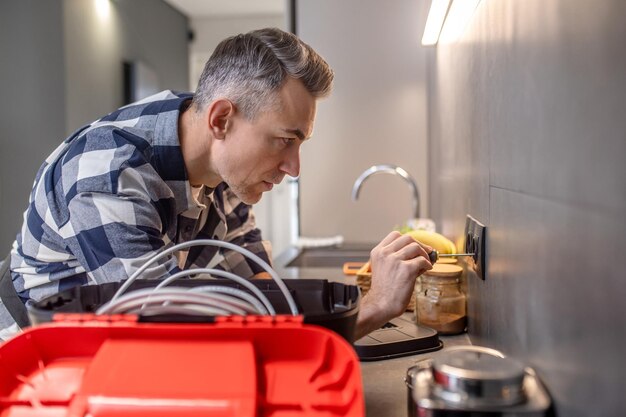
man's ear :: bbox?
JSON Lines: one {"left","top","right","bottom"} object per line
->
{"left": 207, "top": 99, "right": 234, "bottom": 140}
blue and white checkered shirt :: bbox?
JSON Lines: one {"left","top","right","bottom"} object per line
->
{"left": 2, "top": 91, "right": 271, "bottom": 339}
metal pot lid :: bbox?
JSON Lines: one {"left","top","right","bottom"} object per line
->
{"left": 431, "top": 346, "right": 527, "bottom": 407}
{"left": 405, "top": 359, "right": 433, "bottom": 389}
{"left": 405, "top": 365, "right": 420, "bottom": 389}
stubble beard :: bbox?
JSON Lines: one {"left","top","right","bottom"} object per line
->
{"left": 227, "top": 180, "right": 262, "bottom": 205}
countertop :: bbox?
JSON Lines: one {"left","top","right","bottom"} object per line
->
{"left": 274, "top": 262, "right": 471, "bottom": 417}
{"left": 360, "top": 322, "right": 470, "bottom": 417}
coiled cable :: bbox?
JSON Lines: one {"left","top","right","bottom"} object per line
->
{"left": 169, "top": 285, "right": 269, "bottom": 315}
{"left": 104, "top": 239, "right": 297, "bottom": 316}
{"left": 97, "top": 287, "right": 254, "bottom": 316}
{"left": 152, "top": 268, "right": 275, "bottom": 315}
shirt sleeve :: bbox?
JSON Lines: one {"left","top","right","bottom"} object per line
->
{"left": 62, "top": 146, "right": 181, "bottom": 284}
{"left": 64, "top": 191, "right": 179, "bottom": 284}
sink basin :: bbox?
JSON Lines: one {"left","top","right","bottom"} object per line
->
{"left": 282, "top": 245, "right": 373, "bottom": 268}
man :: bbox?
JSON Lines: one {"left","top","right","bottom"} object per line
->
{"left": 0, "top": 28, "right": 432, "bottom": 341}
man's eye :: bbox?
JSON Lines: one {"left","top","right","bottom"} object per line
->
{"left": 281, "top": 137, "right": 294, "bottom": 145}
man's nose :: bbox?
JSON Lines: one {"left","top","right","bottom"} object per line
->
{"left": 279, "top": 147, "right": 300, "bottom": 178}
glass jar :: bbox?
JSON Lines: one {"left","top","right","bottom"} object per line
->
{"left": 415, "top": 264, "right": 466, "bottom": 334}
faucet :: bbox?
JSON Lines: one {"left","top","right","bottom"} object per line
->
{"left": 351, "top": 164, "right": 420, "bottom": 219}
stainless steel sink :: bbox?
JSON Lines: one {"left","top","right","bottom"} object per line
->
{"left": 278, "top": 244, "right": 374, "bottom": 268}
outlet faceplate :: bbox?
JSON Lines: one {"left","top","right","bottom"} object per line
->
{"left": 464, "top": 215, "right": 487, "bottom": 280}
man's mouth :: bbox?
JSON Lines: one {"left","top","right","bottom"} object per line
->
{"left": 264, "top": 176, "right": 284, "bottom": 188}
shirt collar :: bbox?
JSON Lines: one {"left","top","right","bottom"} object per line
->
{"left": 150, "top": 91, "right": 196, "bottom": 215}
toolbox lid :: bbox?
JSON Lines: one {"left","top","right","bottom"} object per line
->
{"left": 0, "top": 316, "right": 364, "bottom": 417}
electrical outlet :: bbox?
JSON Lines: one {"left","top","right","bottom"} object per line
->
{"left": 464, "top": 215, "right": 487, "bottom": 280}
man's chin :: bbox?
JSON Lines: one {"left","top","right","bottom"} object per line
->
{"left": 245, "top": 194, "right": 263, "bottom": 205}
{"left": 227, "top": 183, "right": 267, "bottom": 205}
{"left": 237, "top": 191, "right": 263, "bottom": 205}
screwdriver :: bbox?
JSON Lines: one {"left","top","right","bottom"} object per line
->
{"left": 428, "top": 250, "right": 475, "bottom": 264}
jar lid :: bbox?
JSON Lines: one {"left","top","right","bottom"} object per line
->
{"left": 424, "top": 264, "right": 463, "bottom": 277}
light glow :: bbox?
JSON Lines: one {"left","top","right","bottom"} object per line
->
{"left": 95, "top": 0, "right": 110, "bottom": 19}
{"left": 421, "top": 0, "right": 451, "bottom": 46}
{"left": 439, "top": 0, "right": 482, "bottom": 43}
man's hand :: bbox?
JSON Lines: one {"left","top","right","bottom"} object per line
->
{"left": 354, "top": 231, "right": 433, "bottom": 340}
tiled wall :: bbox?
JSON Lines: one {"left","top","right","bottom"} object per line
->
{"left": 428, "top": 1, "right": 626, "bottom": 415}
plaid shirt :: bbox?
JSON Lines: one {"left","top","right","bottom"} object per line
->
{"left": 5, "top": 91, "right": 271, "bottom": 330}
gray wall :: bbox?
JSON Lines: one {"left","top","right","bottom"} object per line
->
{"left": 64, "top": 0, "right": 189, "bottom": 132}
{"left": 0, "top": 0, "right": 189, "bottom": 254}
{"left": 296, "top": 0, "right": 431, "bottom": 243}
{"left": 190, "top": 14, "right": 285, "bottom": 58}
{"left": 188, "top": 14, "right": 285, "bottom": 93}
{"left": 0, "top": 0, "right": 66, "bottom": 255}
{"left": 428, "top": 1, "right": 626, "bottom": 415}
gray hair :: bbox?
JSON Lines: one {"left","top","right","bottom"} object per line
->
{"left": 192, "top": 28, "right": 334, "bottom": 120}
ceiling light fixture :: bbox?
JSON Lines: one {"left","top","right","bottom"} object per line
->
{"left": 439, "top": 0, "right": 482, "bottom": 43}
{"left": 421, "top": 0, "right": 451, "bottom": 46}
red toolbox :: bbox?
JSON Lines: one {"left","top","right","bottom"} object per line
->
{"left": 0, "top": 314, "right": 364, "bottom": 417}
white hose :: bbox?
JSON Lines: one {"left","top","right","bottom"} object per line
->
{"left": 184, "top": 285, "right": 268, "bottom": 315}
{"left": 110, "top": 239, "right": 298, "bottom": 315}
{"left": 98, "top": 288, "right": 249, "bottom": 316}
{"left": 153, "top": 268, "right": 275, "bottom": 315}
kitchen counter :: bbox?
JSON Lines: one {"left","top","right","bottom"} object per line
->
{"left": 360, "top": 322, "right": 470, "bottom": 417}
{"left": 274, "top": 258, "right": 471, "bottom": 417}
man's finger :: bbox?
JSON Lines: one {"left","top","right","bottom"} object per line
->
{"left": 414, "top": 240, "right": 433, "bottom": 253}
{"left": 404, "top": 256, "right": 433, "bottom": 274}
{"left": 385, "top": 233, "right": 417, "bottom": 252}
{"left": 397, "top": 241, "right": 428, "bottom": 261}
